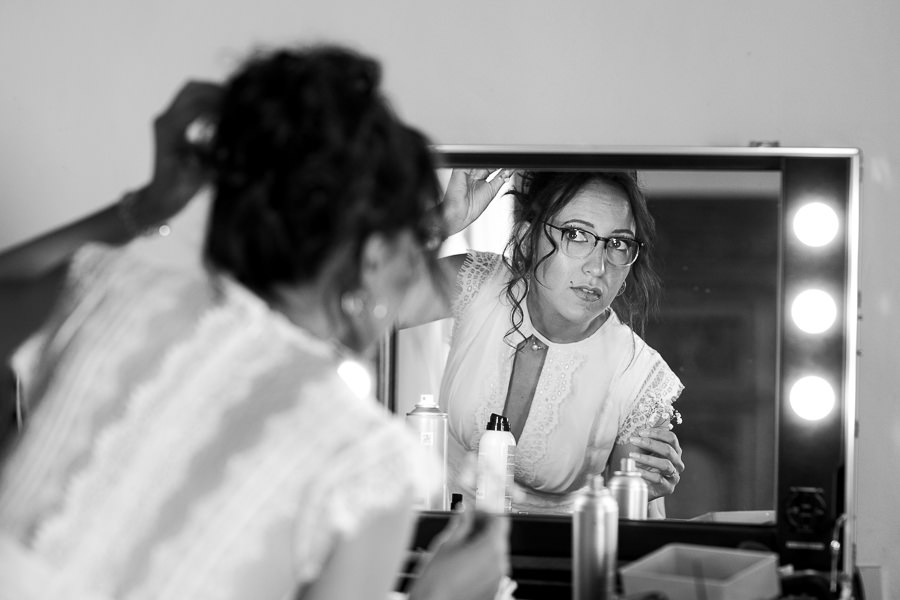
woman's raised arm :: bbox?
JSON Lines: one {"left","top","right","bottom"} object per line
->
{"left": 0, "top": 81, "right": 222, "bottom": 435}
{"left": 397, "top": 169, "right": 511, "bottom": 329}
{"left": 0, "top": 80, "right": 221, "bottom": 286}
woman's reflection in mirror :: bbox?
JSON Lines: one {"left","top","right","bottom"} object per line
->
{"left": 400, "top": 169, "right": 685, "bottom": 517}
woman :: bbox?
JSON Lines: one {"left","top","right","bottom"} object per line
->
{"left": 401, "top": 169, "right": 685, "bottom": 516}
{"left": 0, "top": 46, "right": 507, "bottom": 600}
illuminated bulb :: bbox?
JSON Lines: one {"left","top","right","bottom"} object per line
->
{"left": 789, "top": 375, "right": 835, "bottom": 420}
{"left": 337, "top": 359, "right": 373, "bottom": 400}
{"left": 791, "top": 289, "right": 837, "bottom": 334}
{"left": 793, "top": 202, "right": 839, "bottom": 247}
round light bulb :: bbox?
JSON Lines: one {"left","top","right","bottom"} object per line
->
{"left": 789, "top": 375, "right": 835, "bottom": 420}
{"left": 791, "top": 289, "right": 837, "bottom": 334}
{"left": 793, "top": 202, "right": 839, "bottom": 247}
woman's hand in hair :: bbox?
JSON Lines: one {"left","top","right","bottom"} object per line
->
{"left": 440, "top": 168, "right": 514, "bottom": 238}
{"left": 135, "top": 80, "right": 223, "bottom": 229}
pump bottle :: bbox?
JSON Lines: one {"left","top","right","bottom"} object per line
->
{"left": 475, "top": 413, "right": 517, "bottom": 513}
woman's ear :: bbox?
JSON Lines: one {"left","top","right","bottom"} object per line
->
{"left": 358, "top": 231, "right": 419, "bottom": 295}
{"left": 360, "top": 232, "right": 390, "bottom": 275}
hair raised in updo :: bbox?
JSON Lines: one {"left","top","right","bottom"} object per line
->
{"left": 203, "top": 45, "right": 440, "bottom": 299}
{"left": 503, "top": 170, "right": 661, "bottom": 341}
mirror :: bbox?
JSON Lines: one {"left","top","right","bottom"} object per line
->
{"left": 396, "top": 168, "right": 780, "bottom": 520}
{"left": 379, "top": 146, "right": 859, "bottom": 573}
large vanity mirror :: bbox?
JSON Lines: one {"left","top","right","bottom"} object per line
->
{"left": 379, "top": 146, "right": 859, "bottom": 579}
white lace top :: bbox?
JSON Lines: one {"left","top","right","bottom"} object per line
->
{"left": 0, "top": 242, "right": 424, "bottom": 600}
{"left": 441, "top": 251, "right": 683, "bottom": 514}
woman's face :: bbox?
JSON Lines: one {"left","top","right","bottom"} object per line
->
{"left": 528, "top": 181, "right": 636, "bottom": 342}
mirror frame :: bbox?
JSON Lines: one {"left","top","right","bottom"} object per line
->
{"left": 379, "top": 145, "right": 860, "bottom": 581}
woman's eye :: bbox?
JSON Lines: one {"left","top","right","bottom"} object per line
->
{"left": 564, "top": 228, "right": 589, "bottom": 242}
{"left": 608, "top": 237, "right": 632, "bottom": 251}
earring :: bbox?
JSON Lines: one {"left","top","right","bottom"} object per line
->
{"left": 340, "top": 290, "right": 365, "bottom": 317}
{"left": 372, "top": 304, "right": 388, "bottom": 320}
{"left": 342, "top": 290, "right": 388, "bottom": 321}
{"left": 617, "top": 280, "right": 627, "bottom": 297}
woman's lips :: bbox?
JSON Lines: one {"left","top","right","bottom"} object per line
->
{"left": 572, "top": 286, "right": 604, "bottom": 303}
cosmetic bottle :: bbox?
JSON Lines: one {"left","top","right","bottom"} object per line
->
{"left": 608, "top": 457, "right": 649, "bottom": 520}
{"left": 405, "top": 394, "right": 448, "bottom": 510}
{"left": 573, "top": 474, "right": 619, "bottom": 600}
{"left": 475, "top": 413, "right": 517, "bottom": 513}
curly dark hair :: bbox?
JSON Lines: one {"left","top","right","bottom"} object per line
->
{"left": 502, "top": 170, "right": 661, "bottom": 343}
{"left": 202, "top": 45, "right": 441, "bottom": 301}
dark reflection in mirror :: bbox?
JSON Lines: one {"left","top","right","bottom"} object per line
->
{"left": 394, "top": 169, "right": 780, "bottom": 521}
{"left": 642, "top": 174, "right": 779, "bottom": 519}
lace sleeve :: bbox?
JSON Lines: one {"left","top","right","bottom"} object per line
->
{"left": 615, "top": 356, "right": 684, "bottom": 445}
{"left": 451, "top": 251, "right": 502, "bottom": 323}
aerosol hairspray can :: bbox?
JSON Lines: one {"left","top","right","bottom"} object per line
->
{"left": 573, "top": 474, "right": 618, "bottom": 600}
{"left": 405, "top": 394, "right": 448, "bottom": 511}
{"left": 609, "top": 457, "right": 649, "bottom": 520}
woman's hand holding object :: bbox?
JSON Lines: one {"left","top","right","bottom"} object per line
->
{"left": 628, "top": 425, "right": 685, "bottom": 499}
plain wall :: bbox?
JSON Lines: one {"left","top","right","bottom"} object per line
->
{"left": 2, "top": 1, "right": 897, "bottom": 597}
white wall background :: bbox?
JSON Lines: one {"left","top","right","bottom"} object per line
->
{"left": 2, "top": 0, "right": 898, "bottom": 596}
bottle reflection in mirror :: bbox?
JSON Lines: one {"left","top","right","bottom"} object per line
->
{"left": 405, "top": 394, "right": 448, "bottom": 510}
{"left": 475, "top": 413, "right": 517, "bottom": 513}
{"left": 609, "top": 457, "right": 649, "bottom": 520}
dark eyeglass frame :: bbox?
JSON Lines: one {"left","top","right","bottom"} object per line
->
{"left": 543, "top": 222, "right": 644, "bottom": 267}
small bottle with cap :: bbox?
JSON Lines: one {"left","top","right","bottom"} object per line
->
{"left": 608, "top": 457, "right": 649, "bottom": 520}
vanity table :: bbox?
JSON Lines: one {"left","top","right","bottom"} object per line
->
{"left": 399, "top": 511, "right": 860, "bottom": 599}
{"left": 381, "top": 146, "right": 861, "bottom": 599}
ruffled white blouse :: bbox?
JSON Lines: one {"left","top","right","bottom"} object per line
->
{"left": 0, "top": 242, "right": 425, "bottom": 600}
{"left": 441, "top": 251, "right": 683, "bottom": 514}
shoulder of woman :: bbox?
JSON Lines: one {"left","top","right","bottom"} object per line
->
{"left": 461, "top": 250, "right": 507, "bottom": 289}
{"left": 457, "top": 250, "right": 503, "bottom": 275}
{"left": 67, "top": 240, "right": 125, "bottom": 283}
{"left": 68, "top": 239, "right": 181, "bottom": 294}
{"left": 448, "top": 250, "right": 506, "bottom": 317}
{"left": 602, "top": 312, "right": 664, "bottom": 359}
{"left": 598, "top": 317, "right": 681, "bottom": 391}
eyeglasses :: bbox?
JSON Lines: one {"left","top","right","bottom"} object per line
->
{"left": 543, "top": 222, "right": 643, "bottom": 267}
